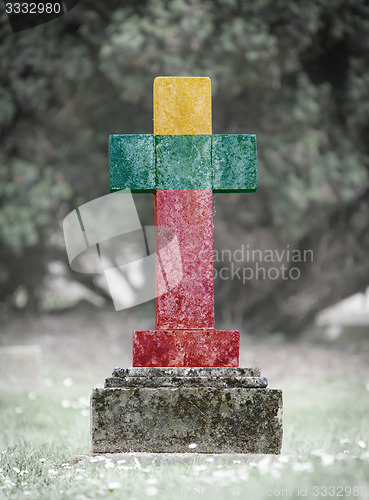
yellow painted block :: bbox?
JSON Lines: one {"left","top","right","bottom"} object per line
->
{"left": 153, "top": 77, "right": 212, "bottom": 135}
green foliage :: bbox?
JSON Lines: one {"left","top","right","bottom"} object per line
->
{"left": 0, "top": 160, "right": 71, "bottom": 254}
{"left": 261, "top": 73, "right": 368, "bottom": 240}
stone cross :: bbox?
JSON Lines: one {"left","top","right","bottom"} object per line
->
{"left": 109, "top": 77, "right": 257, "bottom": 367}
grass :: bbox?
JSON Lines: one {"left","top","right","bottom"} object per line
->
{"left": 0, "top": 377, "right": 369, "bottom": 499}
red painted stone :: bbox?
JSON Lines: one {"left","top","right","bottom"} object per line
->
{"left": 133, "top": 330, "right": 239, "bottom": 367}
{"left": 155, "top": 189, "right": 215, "bottom": 330}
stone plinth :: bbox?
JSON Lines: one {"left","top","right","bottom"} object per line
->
{"left": 91, "top": 368, "right": 283, "bottom": 454}
{"left": 133, "top": 330, "right": 239, "bottom": 367}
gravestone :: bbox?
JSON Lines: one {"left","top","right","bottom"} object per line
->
{"left": 91, "top": 77, "right": 283, "bottom": 453}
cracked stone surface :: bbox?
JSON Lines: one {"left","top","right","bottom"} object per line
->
{"left": 91, "top": 386, "right": 283, "bottom": 454}
{"left": 106, "top": 367, "right": 266, "bottom": 388}
{"left": 105, "top": 376, "right": 268, "bottom": 389}
{"left": 112, "top": 367, "right": 261, "bottom": 377}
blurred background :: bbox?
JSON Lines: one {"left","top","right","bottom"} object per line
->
{"left": 1, "top": 0, "right": 369, "bottom": 381}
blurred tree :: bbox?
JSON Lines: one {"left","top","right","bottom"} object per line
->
{"left": 0, "top": 0, "right": 368, "bottom": 333}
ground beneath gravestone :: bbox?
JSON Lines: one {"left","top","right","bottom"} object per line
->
{"left": 1, "top": 304, "right": 369, "bottom": 500}
{"left": 0, "top": 302, "right": 368, "bottom": 387}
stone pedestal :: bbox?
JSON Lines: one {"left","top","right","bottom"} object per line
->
{"left": 133, "top": 330, "right": 239, "bottom": 367}
{"left": 91, "top": 367, "right": 283, "bottom": 454}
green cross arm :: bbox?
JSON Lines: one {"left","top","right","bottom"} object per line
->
{"left": 109, "top": 134, "right": 257, "bottom": 193}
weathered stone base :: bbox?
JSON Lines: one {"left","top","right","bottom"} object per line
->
{"left": 91, "top": 368, "right": 283, "bottom": 454}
